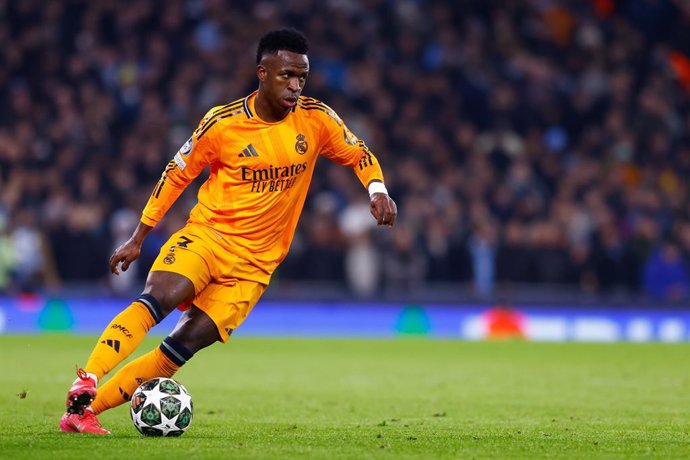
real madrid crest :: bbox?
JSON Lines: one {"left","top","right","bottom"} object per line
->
{"left": 295, "top": 134, "right": 308, "bottom": 155}
{"left": 163, "top": 246, "right": 176, "bottom": 264}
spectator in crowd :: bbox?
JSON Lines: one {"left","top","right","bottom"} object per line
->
{"left": 643, "top": 239, "right": 690, "bottom": 301}
{"left": 382, "top": 224, "right": 428, "bottom": 294}
{"left": 0, "top": 214, "right": 15, "bottom": 291}
{"left": 467, "top": 219, "right": 498, "bottom": 298}
{"left": 339, "top": 194, "right": 381, "bottom": 297}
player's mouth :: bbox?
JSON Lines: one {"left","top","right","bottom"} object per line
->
{"left": 283, "top": 96, "right": 298, "bottom": 108}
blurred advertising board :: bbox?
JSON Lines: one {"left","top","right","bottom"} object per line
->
{"left": 1, "top": 296, "right": 690, "bottom": 342}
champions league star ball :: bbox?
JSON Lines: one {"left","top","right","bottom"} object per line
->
{"left": 130, "top": 377, "right": 193, "bottom": 437}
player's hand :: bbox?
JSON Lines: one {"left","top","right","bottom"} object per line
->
{"left": 110, "top": 221, "right": 152, "bottom": 275}
{"left": 370, "top": 193, "right": 397, "bottom": 227}
{"left": 109, "top": 238, "right": 142, "bottom": 275}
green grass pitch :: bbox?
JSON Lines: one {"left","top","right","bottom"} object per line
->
{"left": 1, "top": 335, "right": 689, "bottom": 459}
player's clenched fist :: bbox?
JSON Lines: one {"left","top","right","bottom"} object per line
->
{"left": 370, "top": 193, "right": 397, "bottom": 227}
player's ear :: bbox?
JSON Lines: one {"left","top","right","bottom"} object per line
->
{"left": 257, "top": 64, "right": 267, "bottom": 82}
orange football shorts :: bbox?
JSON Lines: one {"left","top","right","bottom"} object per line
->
{"left": 150, "top": 223, "right": 268, "bottom": 342}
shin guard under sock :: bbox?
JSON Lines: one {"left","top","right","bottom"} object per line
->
{"left": 84, "top": 294, "right": 163, "bottom": 380}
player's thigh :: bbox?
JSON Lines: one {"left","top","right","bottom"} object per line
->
{"left": 149, "top": 226, "right": 215, "bottom": 307}
{"left": 143, "top": 271, "right": 195, "bottom": 316}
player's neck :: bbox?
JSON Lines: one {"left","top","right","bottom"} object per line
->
{"left": 254, "top": 91, "right": 290, "bottom": 123}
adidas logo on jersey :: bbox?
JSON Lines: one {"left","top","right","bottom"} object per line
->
{"left": 238, "top": 144, "right": 259, "bottom": 157}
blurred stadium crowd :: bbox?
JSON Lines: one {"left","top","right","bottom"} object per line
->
{"left": 2, "top": 0, "right": 690, "bottom": 302}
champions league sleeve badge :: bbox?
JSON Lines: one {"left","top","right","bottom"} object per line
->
{"left": 180, "top": 137, "right": 194, "bottom": 156}
{"left": 343, "top": 125, "right": 358, "bottom": 146}
{"left": 173, "top": 137, "right": 193, "bottom": 170}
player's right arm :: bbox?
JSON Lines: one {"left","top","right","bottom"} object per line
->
{"left": 140, "top": 108, "right": 222, "bottom": 228}
{"left": 109, "top": 107, "right": 222, "bottom": 274}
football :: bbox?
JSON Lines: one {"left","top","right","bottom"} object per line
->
{"left": 130, "top": 377, "right": 193, "bottom": 437}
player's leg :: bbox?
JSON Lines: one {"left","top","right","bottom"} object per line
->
{"left": 90, "top": 277, "right": 266, "bottom": 415}
{"left": 82, "top": 272, "right": 194, "bottom": 380}
{"left": 60, "top": 226, "right": 213, "bottom": 434}
{"left": 90, "top": 305, "right": 220, "bottom": 415}
{"left": 60, "top": 271, "right": 195, "bottom": 434}
{"left": 66, "top": 272, "right": 194, "bottom": 409}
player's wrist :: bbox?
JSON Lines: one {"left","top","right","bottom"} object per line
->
{"left": 368, "top": 181, "right": 388, "bottom": 199}
{"left": 131, "top": 221, "right": 154, "bottom": 244}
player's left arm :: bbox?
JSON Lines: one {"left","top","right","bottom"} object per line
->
{"left": 319, "top": 110, "right": 397, "bottom": 226}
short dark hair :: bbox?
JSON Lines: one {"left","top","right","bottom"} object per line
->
{"left": 256, "top": 28, "right": 309, "bottom": 64}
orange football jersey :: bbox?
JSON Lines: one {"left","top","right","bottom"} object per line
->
{"left": 140, "top": 91, "right": 385, "bottom": 279}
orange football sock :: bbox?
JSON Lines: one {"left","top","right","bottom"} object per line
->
{"left": 84, "top": 295, "right": 162, "bottom": 380}
{"left": 91, "top": 336, "right": 193, "bottom": 414}
{"left": 91, "top": 348, "right": 178, "bottom": 414}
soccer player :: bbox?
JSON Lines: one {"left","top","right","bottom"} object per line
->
{"left": 59, "top": 28, "right": 397, "bottom": 434}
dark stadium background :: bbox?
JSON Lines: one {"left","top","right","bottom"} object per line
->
{"left": 2, "top": 0, "right": 690, "bottom": 340}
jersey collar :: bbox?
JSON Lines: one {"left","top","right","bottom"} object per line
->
{"left": 245, "top": 91, "right": 297, "bottom": 124}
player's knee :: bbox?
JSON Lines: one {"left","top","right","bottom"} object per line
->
{"left": 134, "top": 291, "right": 185, "bottom": 323}
{"left": 143, "top": 272, "right": 195, "bottom": 316}
{"left": 144, "top": 291, "right": 181, "bottom": 317}
{"left": 134, "top": 293, "right": 165, "bottom": 324}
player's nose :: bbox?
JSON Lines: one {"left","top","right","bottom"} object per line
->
{"left": 287, "top": 77, "right": 301, "bottom": 92}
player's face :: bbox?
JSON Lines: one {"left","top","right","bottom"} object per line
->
{"left": 257, "top": 50, "right": 309, "bottom": 113}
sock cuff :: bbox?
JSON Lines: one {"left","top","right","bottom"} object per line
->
{"left": 159, "top": 336, "right": 194, "bottom": 366}
{"left": 136, "top": 294, "right": 163, "bottom": 324}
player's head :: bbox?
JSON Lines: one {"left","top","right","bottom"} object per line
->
{"left": 256, "top": 28, "right": 309, "bottom": 65}
{"left": 256, "top": 29, "right": 310, "bottom": 117}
